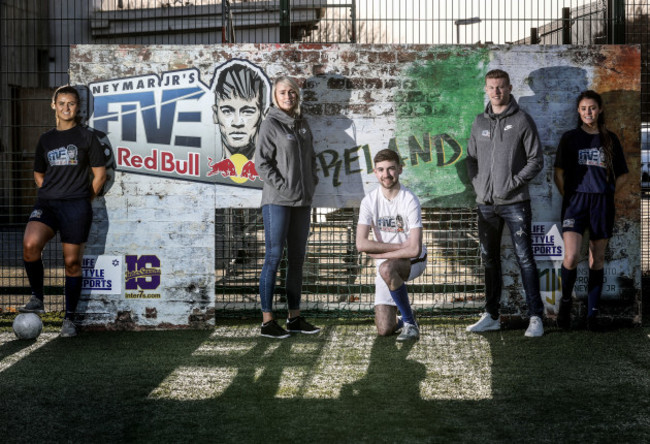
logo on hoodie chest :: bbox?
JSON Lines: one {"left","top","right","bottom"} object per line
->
{"left": 286, "top": 127, "right": 307, "bottom": 141}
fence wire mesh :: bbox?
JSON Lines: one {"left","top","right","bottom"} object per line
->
{"left": 1, "top": 0, "right": 647, "bottom": 317}
{"left": 214, "top": 208, "right": 482, "bottom": 316}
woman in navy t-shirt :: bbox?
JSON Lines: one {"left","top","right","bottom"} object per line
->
{"left": 553, "top": 90, "right": 628, "bottom": 331}
{"left": 19, "top": 85, "right": 107, "bottom": 338}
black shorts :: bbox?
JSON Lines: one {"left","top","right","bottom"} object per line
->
{"left": 561, "top": 192, "right": 614, "bottom": 240}
{"left": 28, "top": 198, "right": 93, "bottom": 244}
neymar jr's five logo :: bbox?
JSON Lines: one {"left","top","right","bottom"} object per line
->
{"left": 88, "top": 60, "right": 271, "bottom": 188}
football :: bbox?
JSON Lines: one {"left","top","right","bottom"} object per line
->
{"left": 12, "top": 313, "right": 43, "bottom": 340}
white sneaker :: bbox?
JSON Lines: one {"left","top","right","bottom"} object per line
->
{"left": 524, "top": 315, "right": 544, "bottom": 337}
{"left": 396, "top": 322, "right": 420, "bottom": 341}
{"left": 466, "top": 313, "right": 500, "bottom": 333}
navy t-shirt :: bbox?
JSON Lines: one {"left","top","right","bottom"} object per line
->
{"left": 554, "top": 128, "right": 628, "bottom": 195}
{"left": 34, "top": 125, "right": 106, "bottom": 200}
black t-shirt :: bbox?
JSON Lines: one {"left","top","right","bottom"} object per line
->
{"left": 34, "top": 125, "right": 106, "bottom": 200}
{"left": 554, "top": 127, "right": 628, "bottom": 195}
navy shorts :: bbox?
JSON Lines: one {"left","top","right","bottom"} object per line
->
{"left": 28, "top": 198, "right": 93, "bottom": 244}
{"left": 561, "top": 192, "right": 614, "bottom": 240}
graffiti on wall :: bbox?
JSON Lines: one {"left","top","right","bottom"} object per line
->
{"left": 89, "top": 60, "right": 271, "bottom": 188}
{"left": 208, "top": 60, "right": 271, "bottom": 184}
{"left": 82, "top": 45, "right": 641, "bottom": 211}
{"left": 69, "top": 44, "right": 641, "bottom": 327}
{"left": 85, "top": 50, "right": 492, "bottom": 206}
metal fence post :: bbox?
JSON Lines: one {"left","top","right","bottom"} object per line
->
{"left": 608, "top": 0, "right": 625, "bottom": 44}
{"left": 280, "top": 0, "right": 291, "bottom": 43}
{"left": 562, "top": 7, "right": 571, "bottom": 44}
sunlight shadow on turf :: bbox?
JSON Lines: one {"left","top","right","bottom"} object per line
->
{"left": 0, "top": 332, "right": 58, "bottom": 374}
{"left": 409, "top": 324, "right": 493, "bottom": 400}
{"left": 148, "top": 366, "right": 239, "bottom": 401}
{"left": 145, "top": 323, "right": 493, "bottom": 402}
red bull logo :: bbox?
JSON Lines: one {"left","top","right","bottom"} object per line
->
{"left": 207, "top": 153, "right": 259, "bottom": 184}
{"left": 118, "top": 147, "right": 200, "bottom": 177}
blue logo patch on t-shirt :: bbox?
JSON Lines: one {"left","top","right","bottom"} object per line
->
{"left": 578, "top": 147, "right": 605, "bottom": 168}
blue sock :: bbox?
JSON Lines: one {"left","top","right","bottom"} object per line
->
{"left": 24, "top": 259, "right": 44, "bottom": 301}
{"left": 389, "top": 283, "right": 415, "bottom": 325}
{"left": 560, "top": 265, "right": 577, "bottom": 302}
{"left": 587, "top": 268, "right": 604, "bottom": 318}
{"left": 65, "top": 276, "right": 82, "bottom": 320}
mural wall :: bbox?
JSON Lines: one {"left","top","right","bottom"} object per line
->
{"left": 70, "top": 44, "right": 641, "bottom": 327}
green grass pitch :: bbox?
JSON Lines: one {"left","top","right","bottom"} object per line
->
{"left": 1, "top": 318, "right": 649, "bottom": 443}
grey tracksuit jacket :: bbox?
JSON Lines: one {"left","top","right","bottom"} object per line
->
{"left": 255, "top": 106, "right": 318, "bottom": 207}
{"left": 466, "top": 97, "right": 543, "bottom": 206}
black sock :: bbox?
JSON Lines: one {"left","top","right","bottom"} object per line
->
{"left": 24, "top": 259, "right": 44, "bottom": 301}
{"left": 560, "top": 265, "right": 577, "bottom": 303}
{"left": 587, "top": 268, "right": 604, "bottom": 318}
{"left": 65, "top": 276, "right": 82, "bottom": 319}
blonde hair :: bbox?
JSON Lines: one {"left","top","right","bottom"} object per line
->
{"left": 272, "top": 76, "right": 301, "bottom": 116}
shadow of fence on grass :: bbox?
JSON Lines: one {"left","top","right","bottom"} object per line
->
{"left": 1, "top": 323, "right": 650, "bottom": 443}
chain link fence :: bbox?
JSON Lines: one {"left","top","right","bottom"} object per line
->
{"left": 1, "top": 0, "right": 647, "bottom": 316}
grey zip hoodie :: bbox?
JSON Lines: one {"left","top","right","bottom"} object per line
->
{"left": 255, "top": 106, "right": 318, "bottom": 207}
{"left": 466, "top": 97, "right": 543, "bottom": 205}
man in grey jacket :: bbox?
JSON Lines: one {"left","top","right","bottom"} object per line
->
{"left": 465, "top": 69, "right": 545, "bottom": 337}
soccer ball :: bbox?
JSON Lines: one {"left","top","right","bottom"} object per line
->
{"left": 12, "top": 313, "right": 43, "bottom": 340}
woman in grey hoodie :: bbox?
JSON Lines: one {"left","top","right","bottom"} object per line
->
{"left": 255, "top": 76, "right": 320, "bottom": 339}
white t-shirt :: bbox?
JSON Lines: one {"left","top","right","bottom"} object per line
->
{"left": 358, "top": 184, "right": 427, "bottom": 266}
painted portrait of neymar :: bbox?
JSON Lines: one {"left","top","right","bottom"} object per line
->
{"left": 208, "top": 59, "right": 271, "bottom": 185}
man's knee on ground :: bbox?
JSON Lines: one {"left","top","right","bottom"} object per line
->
{"left": 375, "top": 304, "right": 397, "bottom": 336}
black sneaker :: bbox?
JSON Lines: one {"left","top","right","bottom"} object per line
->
{"left": 261, "top": 320, "right": 290, "bottom": 339}
{"left": 286, "top": 316, "right": 320, "bottom": 334}
{"left": 556, "top": 298, "right": 572, "bottom": 330}
{"left": 18, "top": 296, "right": 45, "bottom": 314}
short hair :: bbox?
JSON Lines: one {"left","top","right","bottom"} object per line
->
{"left": 485, "top": 69, "right": 510, "bottom": 85}
{"left": 373, "top": 149, "right": 401, "bottom": 165}
{"left": 272, "top": 76, "right": 301, "bottom": 116}
{"left": 52, "top": 85, "right": 80, "bottom": 103}
{"left": 215, "top": 62, "right": 267, "bottom": 111}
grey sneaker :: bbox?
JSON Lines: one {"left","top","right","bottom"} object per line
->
{"left": 60, "top": 319, "right": 78, "bottom": 338}
{"left": 524, "top": 315, "right": 544, "bottom": 337}
{"left": 18, "top": 296, "right": 45, "bottom": 314}
{"left": 466, "top": 313, "right": 500, "bottom": 333}
{"left": 396, "top": 322, "right": 420, "bottom": 341}
{"left": 260, "top": 319, "right": 290, "bottom": 339}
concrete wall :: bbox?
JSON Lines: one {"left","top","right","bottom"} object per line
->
{"left": 70, "top": 44, "right": 641, "bottom": 328}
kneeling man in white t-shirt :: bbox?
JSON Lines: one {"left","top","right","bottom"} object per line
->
{"left": 356, "top": 149, "right": 428, "bottom": 341}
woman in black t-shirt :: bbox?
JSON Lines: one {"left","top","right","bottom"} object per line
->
{"left": 19, "top": 85, "right": 107, "bottom": 337}
{"left": 553, "top": 90, "right": 628, "bottom": 331}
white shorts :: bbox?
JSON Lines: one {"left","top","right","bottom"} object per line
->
{"left": 374, "top": 253, "right": 427, "bottom": 306}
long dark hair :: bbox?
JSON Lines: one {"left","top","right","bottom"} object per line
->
{"left": 576, "top": 90, "right": 614, "bottom": 181}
